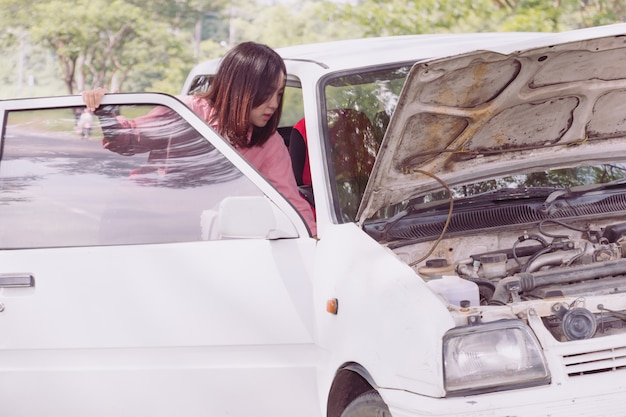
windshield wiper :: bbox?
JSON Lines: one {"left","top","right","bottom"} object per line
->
{"left": 408, "top": 187, "right": 558, "bottom": 213}
{"left": 540, "top": 179, "right": 626, "bottom": 215}
{"left": 373, "top": 187, "right": 557, "bottom": 235}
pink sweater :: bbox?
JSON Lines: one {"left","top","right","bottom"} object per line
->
{"left": 181, "top": 96, "right": 317, "bottom": 235}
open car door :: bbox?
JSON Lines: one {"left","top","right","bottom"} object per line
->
{"left": 0, "top": 93, "right": 319, "bottom": 417}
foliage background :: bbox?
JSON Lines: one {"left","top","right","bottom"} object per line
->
{"left": 0, "top": 0, "right": 624, "bottom": 99}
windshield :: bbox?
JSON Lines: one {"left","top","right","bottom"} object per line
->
{"left": 421, "top": 164, "right": 626, "bottom": 205}
{"left": 322, "top": 65, "right": 412, "bottom": 222}
{"left": 414, "top": 163, "right": 626, "bottom": 206}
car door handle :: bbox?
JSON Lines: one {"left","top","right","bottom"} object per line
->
{"left": 0, "top": 273, "right": 35, "bottom": 288}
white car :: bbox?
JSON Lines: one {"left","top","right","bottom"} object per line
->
{"left": 2, "top": 24, "right": 626, "bottom": 417}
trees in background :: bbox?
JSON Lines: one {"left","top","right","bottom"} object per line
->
{"left": 322, "top": 0, "right": 626, "bottom": 37}
{"left": 0, "top": 0, "right": 624, "bottom": 99}
{"left": 0, "top": 0, "right": 222, "bottom": 96}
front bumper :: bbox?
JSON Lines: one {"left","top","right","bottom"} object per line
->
{"left": 382, "top": 369, "right": 626, "bottom": 417}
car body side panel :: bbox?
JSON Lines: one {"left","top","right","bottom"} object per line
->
{"left": 312, "top": 223, "right": 453, "bottom": 402}
{"left": 0, "top": 240, "right": 320, "bottom": 416}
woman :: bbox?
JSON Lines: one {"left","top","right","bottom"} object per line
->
{"left": 83, "top": 42, "right": 317, "bottom": 236}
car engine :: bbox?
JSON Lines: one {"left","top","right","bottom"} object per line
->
{"left": 406, "top": 220, "right": 626, "bottom": 342}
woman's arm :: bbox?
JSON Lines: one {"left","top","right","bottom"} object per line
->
{"left": 82, "top": 88, "right": 182, "bottom": 156}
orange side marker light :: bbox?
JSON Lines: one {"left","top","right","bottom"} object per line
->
{"left": 326, "top": 298, "right": 339, "bottom": 315}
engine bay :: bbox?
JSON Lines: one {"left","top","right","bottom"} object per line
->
{"left": 399, "top": 218, "right": 626, "bottom": 342}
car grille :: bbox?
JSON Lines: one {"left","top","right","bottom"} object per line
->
{"left": 562, "top": 346, "right": 626, "bottom": 376}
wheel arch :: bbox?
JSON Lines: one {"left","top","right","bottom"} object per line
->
{"left": 326, "top": 362, "right": 381, "bottom": 417}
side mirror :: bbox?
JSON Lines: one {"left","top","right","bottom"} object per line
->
{"left": 201, "top": 196, "right": 300, "bottom": 240}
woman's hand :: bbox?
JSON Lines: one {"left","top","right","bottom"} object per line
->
{"left": 82, "top": 87, "right": 109, "bottom": 111}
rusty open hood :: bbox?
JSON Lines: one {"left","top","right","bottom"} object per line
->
{"left": 357, "top": 25, "right": 626, "bottom": 222}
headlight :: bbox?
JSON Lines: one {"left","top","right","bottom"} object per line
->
{"left": 443, "top": 319, "right": 550, "bottom": 396}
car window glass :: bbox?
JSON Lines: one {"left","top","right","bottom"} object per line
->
{"left": 0, "top": 104, "right": 263, "bottom": 249}
{"left": 280, "top": 85, "right": 304, "bottom": 128}
{"left": 186, "top": 74, "right": 303, "bottom": 130}
{"left": 421, "top": 165, "right": 626, "bottom": 204}
{"left": 323, "top": 65, "right": 411, "bottom": 222}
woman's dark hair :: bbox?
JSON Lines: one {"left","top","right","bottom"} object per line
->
{"left": 201, "top": 42, "right": 286, "bottom": 148}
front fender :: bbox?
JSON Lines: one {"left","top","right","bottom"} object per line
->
{"left": 314, "top": 223, "right": 454, "bottom": 406}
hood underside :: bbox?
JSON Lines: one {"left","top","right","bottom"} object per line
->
{"left": 357, "top": 27, "right": 626, "bottom": 221}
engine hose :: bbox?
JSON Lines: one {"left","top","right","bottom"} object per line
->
{"left": 521, "top": 245, "right": 554, "bottom": 272}
{"left": 490, "top": 258, "right": 626, "bottom": 304}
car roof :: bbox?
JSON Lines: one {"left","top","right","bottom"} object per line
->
{"left": 182, "top": 32, "right": 549, "bottom": 93}
{"left": 276, "top": 32, "right": 547, "bottom": 71}
{"left": 277, "top": 24, "right": 626, "bottom": 72}
{"left": 185, "top": 25, "right": 626, "bottom": 91}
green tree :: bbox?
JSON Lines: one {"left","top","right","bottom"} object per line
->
{"left": 317, "top": 0, "right": 626, "bottom": 38}
{"left": 25, "top": 0, "right": 193, "bottom": 94}
{"left": 0, "top": 0, "right": 224, "bottom": 96}
{"left": 126, "top": 0, "right": 230, "bottom": 58}
{"left": 234, "top": 0, "right": 365, "bottom": 47}
{"left": 2, "top": 0, "right": 626, "bottom": 100}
